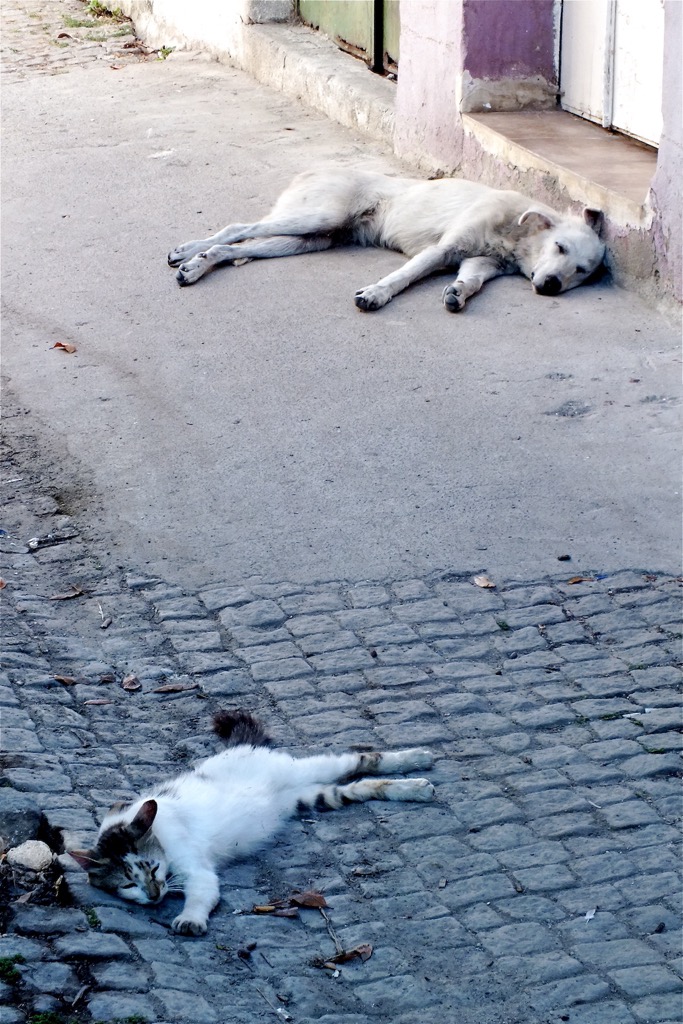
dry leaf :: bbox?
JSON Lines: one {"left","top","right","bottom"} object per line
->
{"left": 290, "top": 890, "right": 328, "bottom": 909}
{"left": 584, "top": 907, "right": 597, "bottom": 921}
{"left": 122, "top": 673, "right": 141, "bottom": 692}
{"left": 13, "top": 891, "right": 34, "bottom": 905}
{"left": 152, "top": 682, "right": 199, "bottom": 694}
{"left": 57, "top": 31, "right": 74, "bottom": 38}
{"left": 0, "top": 579, "right": 6, "bottom": 590}
{"left": 54, "top": 674, "right": 77, "bottom": 686}
{"left": 52, "top": 341, "right": 77, "bottom": 353}
{"left": 49, "top": 585, "right": 87, "bottom": 601}
{"left": 322, "top": 944, "right": 373, "bottom": 967}
{"left": 100, "top": 617, "right": 113, "bottom": 630}
{"left": 567, "top": 576, "right": 594, "bottom": 585}
{"left": 473, "top": 574, "right": 496, "bottom": 589}
{"left": 83, "top": 699, "right": 112, "bottom": 706}
{"left": 253, "top": 904, "right": 299, "bottom": 918}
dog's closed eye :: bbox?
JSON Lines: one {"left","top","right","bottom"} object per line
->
{"left": 576, "top": 265, "right": 586, "bottom": 275}
{"left": 556, "top": 242, "right": 568, "bottom": 255}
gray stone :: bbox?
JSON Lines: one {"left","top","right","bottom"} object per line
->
{"left": 152, "top": 987, "right": 218, "bottom": 1022}
{"left": 13, "top": 907, "right": 89, "bottom": 935}
{"left": 91, "top": 961, "right": 151, "bottom": 990}
{"left": 54, "top": 932, "right": 132, "bottom": 959}
{"left": 609, "top": 964, "right": 682, "bottom": 997}
{"left": 0, "top": 789, "right": 42, "bottom": 845}
{"left": 22, "top": 961, "right": 79, "bottom": 996}
{"left": 88, "top": 991, "right": 159, "bottom": 1021}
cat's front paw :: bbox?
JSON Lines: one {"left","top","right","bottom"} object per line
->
{"left": 172, "top": 913, "right": 208, "bottom": 936}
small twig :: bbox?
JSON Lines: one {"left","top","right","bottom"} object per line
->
{"left": 260, "top": 950, "right": 274, "bottom": 967}
{"left": 318, "top": 907, "right": 343, "bottom": 955}
{"left": 255, "top": 986, "right": 293, "bottom": 1021}
{"left": 71, "top": 984, "right": 90, "bottom": 1007}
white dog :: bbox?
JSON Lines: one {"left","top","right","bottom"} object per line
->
{"left": 168, "top": 168, "right": 605, "bottom": 311}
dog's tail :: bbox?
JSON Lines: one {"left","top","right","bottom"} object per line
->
{"left": 213, "top": 709, "right": 273, "bottom": 749}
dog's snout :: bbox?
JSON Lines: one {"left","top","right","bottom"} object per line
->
{"left": 534, "top": 275, "right": 561, "bottom": 296}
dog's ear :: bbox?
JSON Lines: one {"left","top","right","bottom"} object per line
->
{"left": 518, "top": 208, "right": 556, "bottom": 233}
{"left": 582, "top": 207, "right": 603, "bottom": 235}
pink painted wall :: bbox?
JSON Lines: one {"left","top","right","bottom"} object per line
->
{"left": 463, "top": 0, "right": 555, "bottom": 81}
{"left": 394, "top": 0, "right": 465, "bottom": 170}
{"left": 651, "top": 0, "right": 683, "bottom": 303}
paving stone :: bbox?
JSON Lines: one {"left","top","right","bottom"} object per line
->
{"left": 0, "top": 788, "right": 42, "bottom": 845}
{"left": 218, "top": 600, "right": 286, "bottom": 628}
{"left": 198, "top": 585, "right": 254, "bottom": 611}
{"left": 88, "top": 991, "right": 159, "bottom": 1021}
{"left": 91, "top": 961, "right": 151, "bottom": 990}
{"left": 572, "top": 937, "right": 661, "bottom": 969}
{"left": 631, "top": 992, "right": 683, "bottom": 1021}
{"left": 346, "top": 584, "right": 391, "bottom": 607}
{"left": 609, "top": 964, "right": 682, "bottom": 997}
{"left": 12, "top": 907, "right": 89, "bottom": 935}
{"left": 481, "top": 922, "right": 561, "bottom": 956}
{"left": 152, "top": 987, "right": 218, "bottom": 1022}
{"left": 21, "top": 960, "right": 80, "bottom": 996}
{"left": 558, "top": 1000, "right": 637, "bottom": 1023}
{"left": 54, "top": 932, "right": 133, "bottom": 959}
{"left": 528, "top": 973, "right": 611, "bottom": 1011}
{"left": 95, "top": 906, "right": 169, "bottom": 936}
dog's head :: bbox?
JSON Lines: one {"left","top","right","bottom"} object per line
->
{"left": 519, "top": 207, "right": 605, "bottom": 296}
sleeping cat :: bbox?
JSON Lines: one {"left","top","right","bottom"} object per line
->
{"left": 69, "top": 710, "right": 435, "bottom": 935}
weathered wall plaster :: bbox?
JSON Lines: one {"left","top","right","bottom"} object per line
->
{"left": 393, "top": 0, "right": 465, "bottom": 172}
{"left": 650, "top": 0, "right": 683, "bottom": 304}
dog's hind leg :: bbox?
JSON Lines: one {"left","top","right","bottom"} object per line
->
{"left": 175, "top": 234, "right": 333, "bottom": 286}
{"left": 169, "top": 212, "right": 346, "bottom": 267}
{"left": 354, "top": 243, "right": 457, "bottom": 311}
{"left": 442, "top": 256, "right": 504, "bottom": 312}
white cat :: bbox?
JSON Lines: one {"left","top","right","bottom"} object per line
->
{"left": 69, "top": 710, "right": 435, "bottom": 935}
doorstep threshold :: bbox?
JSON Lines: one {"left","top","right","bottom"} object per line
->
{"left": 464, "top": 109, "right": 657, "bottom": 226}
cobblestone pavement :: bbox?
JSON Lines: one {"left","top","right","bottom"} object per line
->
{"left": 1, "top": 0, "right": 159, "bottom": 78}
{"left": 1, "top": 438, "right": 682, "bottom": 1024}
{"left": 2, "top": 5, "right": 682, "bottom": 1024}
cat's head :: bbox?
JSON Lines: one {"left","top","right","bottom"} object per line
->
{"left": 69, "top": 799, "right": 169, "bottom": 906}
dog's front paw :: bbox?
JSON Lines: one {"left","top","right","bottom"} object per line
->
{"left": 442, "top": 283, "right": 465, "bottom": 312}
{"left": 176, "top": 254, "right": 208, "bottom": 287}
{"left": 172, "top": 913, "right": 208, "bottom": 936}
{"left": 354, "top": 284, "right": 392, "bottom": 311}
{"left": 168, "top": 241, "right": 204, "bottom": 267}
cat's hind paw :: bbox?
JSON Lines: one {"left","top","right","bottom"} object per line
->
{"left": 387, "top": 778, "right": 436, "bottom": 802}
{"left": 172, "top": 913, "right": 208, "bottom": 936}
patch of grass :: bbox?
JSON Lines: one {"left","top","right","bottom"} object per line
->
{"left": 0, "top": 954, "right": 25, "bottom": 984}
{"left": 84, "top": 906, "right": 101, "bottom": 928}
{"left": 496, "top": 620, "right": 510, "bottom": 632}
{"left": 157, "top": 45, "right": 174, "bottom": 59}
{"left": 92, "top": 1017, "right": 148, "bottom": 1024}
{"left": 86, "top": 1, "right": 128, "bottom": 21}
{"left": 600, "top": 712, "right": 623, "bottom": 720}
{"left": 62, "top": 15, "right": 98, "bottom": 27}
{"left": 27, "top": 1014, "right": 73, "bottom": 1024}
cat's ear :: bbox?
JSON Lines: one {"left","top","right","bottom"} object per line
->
{"left": 129, "top": 799, "right": 157, "bottom": 840}
{"left": 69, "top": 849, "right": 102, "bottom": 870}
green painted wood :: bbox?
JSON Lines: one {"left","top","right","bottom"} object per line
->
{"left": 299, "top": 0, "right": 373, "bottom": 57}
{"left": 298, "top": 0, "right": 399, "bottom": 70}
